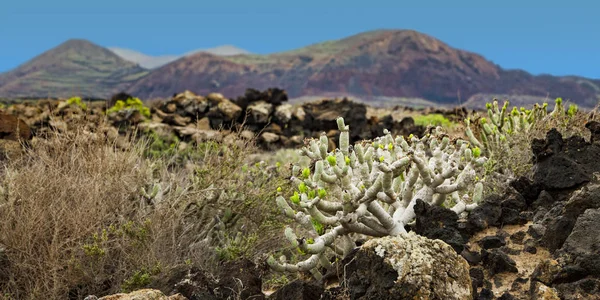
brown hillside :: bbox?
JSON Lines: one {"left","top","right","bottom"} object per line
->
{"left": 127, "top": 30, "right": 600, "bottom": 107}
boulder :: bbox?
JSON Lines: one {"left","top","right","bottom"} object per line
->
{"left": 89, "top": 289, "right": 187, "bottom": 300}
{"left": 336, "top": 232, "right": 472, "bottom": 300}
{"left": 0, "top": 113, "right": 32, "bottom": 141}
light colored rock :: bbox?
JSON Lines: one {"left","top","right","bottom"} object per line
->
{"left": 96, "top": 288, "right": 188, "bottom": 300}
{"left": 247, "top": 101, "right": 273, "bottom": 123}
{"left": 360, "top": 232, "right": 473, "bottom": 300}
{"left": 193, "top": 130, "right": 223, "bottom": 143}
{"left": 217, "top": 99, "right": 242, "bottom": 121}
{"left": 240, "top": 130, "right": 255, "bottom": 140}
{"left": 195, "top": 117, "right": 211, "bottom": 130}
{"left": 260, "top": 132, "right": 280, "bottom": 144}
{"left": 531, "top": 282, "right": 560, "bottom": 300}
{"left": 293, "top": 106, "right": 306, "bottom": 121}
{"left": 274, "top": 104, "right": 293, "bottom": 124}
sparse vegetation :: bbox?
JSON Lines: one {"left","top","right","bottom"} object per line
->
{"left": 413, "top": 113, "right": 456, "bottom": 128}
{"left": 0, "top": 125, "right": 292, "bottom": 299}
{"left": 107, "top": 97, "right": 151, "bottom": 118}
{"left": 0, "top": 90, "right": 599, "bottom": 299}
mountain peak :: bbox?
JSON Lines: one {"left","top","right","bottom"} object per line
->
{"left": 0, "top": 38, "right": 148, "bottom": 98}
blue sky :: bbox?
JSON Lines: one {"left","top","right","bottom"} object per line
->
{"left": 1, "top": 0, "right": 598, "bottom": 78}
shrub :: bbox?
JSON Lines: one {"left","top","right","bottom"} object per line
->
{"left": 107, "top": 97, "right": 151, "bottom": 118}
{"left": 66, "top": 96, "right": 88, "bottom": 110}
{"left": 0, "top": 127, "right": 291, "bottom": 299}
{"left": 413, "top": 113, "right": 456, "bottom": 128}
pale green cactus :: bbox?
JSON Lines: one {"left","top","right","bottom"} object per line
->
{"left": 268, "top": 117, "right": 487, "bottom": 278}
{"left": 464, "top": 98, "right": 567, "bottom": 157}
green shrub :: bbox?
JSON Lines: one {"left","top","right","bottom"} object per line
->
{"left": 66, "top": 96, "right": 88, "bottom": 110}
{"left": 107, "top": 97, "right": 151, "bottom": 118}
{"left": 413, "top": 113, "right": 455, "bottom": 128}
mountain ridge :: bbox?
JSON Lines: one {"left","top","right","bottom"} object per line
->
{"left": 127, "top": 29, "right": 600, "bottom": 108}
{"left": 0, "top": 39, "right": 148, "bottom": 99}
{"left": 1, "top": 30, "right": 599, "bottom": 108}
{"left": 107, "top": 45, "right": 251, "bottom": 69}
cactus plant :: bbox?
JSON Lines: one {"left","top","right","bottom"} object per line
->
{"left": 464, "top": 98, "right": 568, "bottom": 157}
{"left": 268, "top": 117, "right": 487, "bottom": 278}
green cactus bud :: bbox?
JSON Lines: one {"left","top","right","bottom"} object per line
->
{"left": 479, "top": 118, "right": 487, "bottom": 124}
{"left": 277, "top": 187, "right": 282, "bottom": 193}
{"left": 290, "top": 192, "right": 300, "bottom": 204}
{"left": 568, "top": 104, "right": 578, "bottom": 117}
{"left": 318, "top": 188, "right": 327, "bottom": 198}
{"left": 327, "top": 155, "right": 337, "bottom": 166}
{"left": 555, "top": 97, "right": 563, "bottom": 105}
{"left": 486, "top": 103, "right": 492, "bottom": 109}
{"left": 387, "top": 143, "right": 394, "bottom": 151}
{"left": 302, "top": 168, "right": 311, "bottom": 179}
{"left": 472, "top": 147, "right": 481, "bottom": 158}
{"left": 511, "top": 107, "right": 519, "bottom": 116}
{"left": 298, "top": 183, "right": 308, "bottom": 193}
{"left": 345, "top": 156, "right": 351, "bottom": 165}
{"left": 379, "top": 156, "right": 385, "bottom": 163}
{"left": 308, "top": 190, "right": 316, "bottom": 199}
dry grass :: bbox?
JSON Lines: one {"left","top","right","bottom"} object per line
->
{"left": 0, "top": 127, "right": 292, "bottom": 299}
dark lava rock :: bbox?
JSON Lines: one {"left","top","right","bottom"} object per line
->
{"left": 413, "top": 199, "right": 466, "bottom": 252}
{"left": 500, "top": 246, "right": 521, "bottom": 256}
{"left": 540, "top": 215, "right": 576, "bottom": 252}
{"left": 563, "top": 184, "right": 600, "bottom": 219}
{"left": 461, "top": 248, "right": 482, "bottom": 265}
{"left": 510, "top": 231, "right": 526, "bottom": 244}
{"left": 527, "top": 224, "right": 546, "bottom": 240}
{"left": 531, "top": 190, "right": 555, "bottom": 210}
{"left": 302, "top": 98, "right": 369, "bottom": 142}
{"left": 236, "top": 87, "right": 288, "bottom": 110}
{"left": 555, "top": 278, "right": 600, "bottom": 300}
{"left": 476, "top": 288, "right": 494, "bottom": 300}
{"left": 498, "top": 292, "right": 516, "bottom": 300}
{"left": 470, "top": 267, "right": 485, "bottom": 288}
{"left": 585, "top": 121, "right": 600, "bottom": 144}
{"left": 531, "top": 127, "right": 600, "bottom": 190}
{"left": 167, "top": 259, "right": 264, "bottom": 300}
{"left": 558, "top": 208, "right": 600, "bottom": 278}
{"left": 482, "top": 249, "right": 518, "bottom": 276}
{"left": 524, "top": 238, "right": 538, "bottom": 254}
{"left": 465, "top": 194, "right": 503, "bottom": 233}
{"left": 509, "top": 176, "right": 541, "bottom": 206}
{"left": 541, "top": 184, "right": 600, "bottom": 252}
{"left": 479, "top": 236, "right": 506, "bottom": 249}
{"left": 268, "top": 280, "right": 323, "bottom": 300}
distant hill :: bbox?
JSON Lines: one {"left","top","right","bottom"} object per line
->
{"left": 0, "top": 39, "right": 148, "bottom": 99}
{"left": 2, "top": 31, "right": 599, "bottom": 108}
{"left": 107, "top": 45, "right": 251, "bottom": 69}
{"left": 126, "top": 30, "right": 600, "bottom": 108}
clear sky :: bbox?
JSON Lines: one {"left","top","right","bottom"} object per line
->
{"left": 1, "top": 0, "right": 598, "bottom": 78}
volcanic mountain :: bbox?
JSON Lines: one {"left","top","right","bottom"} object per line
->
{"left": 126, "top": 30, "right": 600, "bottom": 108}
{"left": 0, "top": 39, "right": 148, "bottom": 99}
{"left": 2, "top": 30, "right": 599, "bottom": 108}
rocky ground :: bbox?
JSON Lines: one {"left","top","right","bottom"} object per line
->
{"left": 0, "top": 89, "right": 598, "bottom": 300}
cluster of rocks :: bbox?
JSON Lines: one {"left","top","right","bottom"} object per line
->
{"left": 0, "top": 88, "right": 427, "bottom": 152}
{"left": 145, "top": 88, "right": 425, "bottom": 150}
